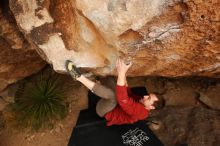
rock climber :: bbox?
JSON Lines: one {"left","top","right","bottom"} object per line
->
{"left": 66, "top": 58, "right": 158, "bottom": 126}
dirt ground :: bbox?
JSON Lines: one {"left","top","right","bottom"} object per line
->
{"left": 0, "top": 71, "right": 89, "bottom": 146}
{"left": 0, "top": 70, "right": 220, "bottom": 146}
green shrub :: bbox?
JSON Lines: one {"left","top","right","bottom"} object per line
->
{"left": 14, "top": 73, "right": 68, "bottom": 130}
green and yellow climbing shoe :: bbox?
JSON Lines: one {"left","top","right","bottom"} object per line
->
{"left": 65, "top": 60, "right": 81, "bottom": 80}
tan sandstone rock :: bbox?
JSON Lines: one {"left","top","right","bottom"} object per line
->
{"left": 6, "top": 0, "right": 220, "bottom": 77}
{"left": 0, "top": 1, "right": 46, "bottom": 91}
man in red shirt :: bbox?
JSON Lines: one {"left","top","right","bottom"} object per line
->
{"left": 66, "top": 58, "right": 158, "bottom": 126}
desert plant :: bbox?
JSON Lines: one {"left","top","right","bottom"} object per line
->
{"left": 14, "top": 73, "right": 68, "bottom": 130}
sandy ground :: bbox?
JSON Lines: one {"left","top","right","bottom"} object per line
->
{"left": 0, "top": 110, "right": 80, "bottom": 146}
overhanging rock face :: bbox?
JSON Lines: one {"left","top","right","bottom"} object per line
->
{"left": 9, "top": 0, "right": 220, "bottom": 77}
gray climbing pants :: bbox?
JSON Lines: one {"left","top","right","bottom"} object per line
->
{"left": 91, "top": 77, "right": 117, "bottom": 117}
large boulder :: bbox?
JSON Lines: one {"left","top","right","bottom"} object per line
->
{"left": 8, "top": 0, "right": 220, "bottom": 77}
{"left": 0, "top": 0, "right": 46, "bottom": 91}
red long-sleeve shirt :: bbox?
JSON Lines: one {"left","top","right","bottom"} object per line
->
{"left": 104, "top": 85, "right": 149, "bottom": 126}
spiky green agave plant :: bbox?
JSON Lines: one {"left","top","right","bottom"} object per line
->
{"left": 14, "top": 73, "right": 67, "bottom": 130}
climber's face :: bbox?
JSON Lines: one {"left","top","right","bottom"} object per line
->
{"left": 140, "top": 94, "right": 158, "bottom": 110}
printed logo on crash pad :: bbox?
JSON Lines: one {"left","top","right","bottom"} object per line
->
{"left": 122, "top": 128, "right": 149, "bottom": 146}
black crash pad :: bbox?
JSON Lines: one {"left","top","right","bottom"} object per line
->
{"left": 68, "top": 86, "right": 163, "bottom": 146}
{"left": 68, "top": 109, "right": 164, "bottom": 146}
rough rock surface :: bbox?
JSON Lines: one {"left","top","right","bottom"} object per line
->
{"left": 150, "top": 106, "right": 220, "bottom": 146}
{"left": 0, "top": 0, "right": 46, "bottom": 91}
{"left": 198, "top": 83, "right": 220, "bottom": 110}
{"left": 8, "top": 0, "right": 220, "bottom": 77}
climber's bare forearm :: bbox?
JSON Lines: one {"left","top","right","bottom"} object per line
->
{"left": 116, "top": 58, "right": 132, "bottom": 86}
{"left": 117, "top": 73, "right": 126, "bottom": 86}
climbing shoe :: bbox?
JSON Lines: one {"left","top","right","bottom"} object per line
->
{"left": 65, "top": 60, "right": 81, "bottom": 80}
